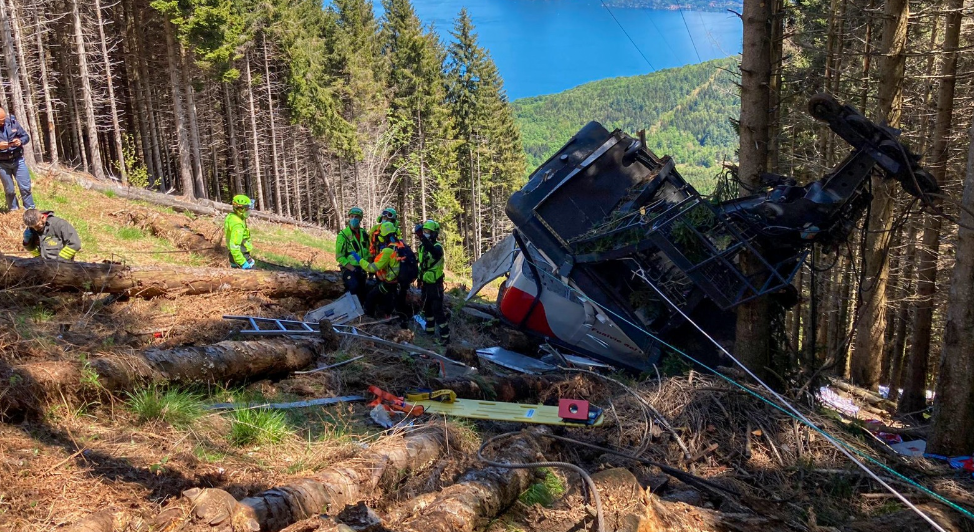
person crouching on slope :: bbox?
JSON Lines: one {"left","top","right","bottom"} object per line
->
{"left": 416, "top": 219, "right": 449, "bottom": 344}
{"left": 23, "top": 209, "right": 81, "bottom": 261}
{"left": 336, "top": 206, "right": 369, "bottom": 299}
{"left": 225, "top": 195, "right": 255, "bottom": 269}
{"left": 352, "top": 222, "right": 400, "bottom": 317}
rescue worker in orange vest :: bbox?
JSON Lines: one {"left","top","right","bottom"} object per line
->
{"left": 336, "top": 206, "right": 369, "bottom": 299}
{"left": 368, "top": 207, "right": 402, "bottom": 259}
{"left": 352, "top": 221, "right": 401, "bottom": 317}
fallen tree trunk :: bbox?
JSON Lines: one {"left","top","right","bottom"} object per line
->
{"left": 45, "top": 163, "right": 323, "bottom": 230}
{"left": 117, "top": 209, "right": 223, "bottom": 258}
{"left": 387, "top": 432, "right": 550, "bottom": 532}
{"left": 0, "top": 339, "right": 321, "bottom": 420}
{"left": 830, "top": 378, "right": 898, "bottom": 412}
{"left": 145, "top": 429, "right": 450, "bottom": 532}
{"left": 0, "top": 255, "right": 342, "bottom": 300}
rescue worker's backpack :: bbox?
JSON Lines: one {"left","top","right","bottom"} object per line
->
{"left": 395, "top": 242, "right": 419, "bottom": 285}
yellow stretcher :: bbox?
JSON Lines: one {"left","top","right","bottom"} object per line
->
{"left": 412, "top": 398, "right": 604, "bottom": 427}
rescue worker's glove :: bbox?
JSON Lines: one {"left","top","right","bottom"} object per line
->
{"left": 22, "top": 228, "right": 32, "bottom": 243}
{"left": 241, "top": 258, "right": 255, "bottom": 270}
{"left": 350, "top": 252, "right": 362, "bottom": 263}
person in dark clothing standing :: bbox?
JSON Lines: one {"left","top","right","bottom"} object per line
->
{"left": 415, "top": 219, "right": 449, "bottom": 343}
{"left": 0, "top": 107, "right": 33, "bottom": 210}
{"left": 22, "top": 209, "right": 81, "bottom": 260}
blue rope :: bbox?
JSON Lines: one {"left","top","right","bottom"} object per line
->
{"left": 522, "top": 255, "right": 974, "bottom": 521}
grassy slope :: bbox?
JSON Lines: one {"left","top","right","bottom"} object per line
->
{"left": 1, "top": 171, "right": 339, "bottom": 271}
{"left": 514, "top": 57, "right": 740, "bottom": 192}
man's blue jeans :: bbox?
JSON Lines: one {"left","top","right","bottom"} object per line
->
{"left": 0, "top": 158, "right": 33, "bottom": 210}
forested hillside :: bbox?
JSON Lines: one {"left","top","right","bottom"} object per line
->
{"left": 604, "top": 0, "right": 742, "bottom": 10}
{"left": 0, "top": 0, "right": 524, "bottom": 268}
{"left": 513, "top": 57, "right": 739, "bottom": 190}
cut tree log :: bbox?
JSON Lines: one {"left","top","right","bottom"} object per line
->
{"left": 386, "top": 431, "right": 551, "bottom": 532}
{"left": 44, "top": 163, "right": 325, "bottom": 230}
{"left": 147, "top": 428, "right": 450, "bottom": 532}
{"left": 90, "top": 338, "right": 321, "bottom": 390}
{"left": 116, "top": 208, "right": 223, "bottom": 258}
{"left": 0, "top": 255, "right": 342, "bottom": 300}
{"left": 0, "top": 339, "right": 322, "bottom": 420}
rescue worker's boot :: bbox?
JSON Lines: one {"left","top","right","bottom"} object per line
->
{"left": 436, "top": 323, "right": 450, "bottom": 345}
{"left": 424, "top": 315, "right": 436, "bottom": 335}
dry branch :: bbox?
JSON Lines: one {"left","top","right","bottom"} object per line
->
{"left": 0, "top": 255, "right": 342, "bottom": 300}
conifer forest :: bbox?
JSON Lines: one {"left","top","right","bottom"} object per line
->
{"left": 2, "top": 0, "right": 974, "bottom": 529}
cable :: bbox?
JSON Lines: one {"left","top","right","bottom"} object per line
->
{"left": 623, "top": 259, "right": 953, "bottom": 531}
{"left": 599, "top": 1, "right": 657, "bottom": 72}
{"left": 679, "top": 8, "right": 702, "bottom": 62}
{"left": 517, "top": 253, "right": 970, "bottom": 527}
{"left": 479, "top": 432, "right": 606, "bottom": 532}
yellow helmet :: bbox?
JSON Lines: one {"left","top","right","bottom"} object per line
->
{"left": 379, "top": 221, "right": 397, "bottom": 238}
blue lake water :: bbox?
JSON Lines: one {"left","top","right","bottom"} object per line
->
{"left": 373, "top": 0, "right": 743, "bottom": 99}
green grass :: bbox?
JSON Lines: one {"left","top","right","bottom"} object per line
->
{"left": 192, "top": 443, "right": 227, "bottom": 463}
{"left": 126, "top": 386, "right": 204, "bottom": 428}
{"left": 27, "top": 304, "right": 54, "bottom": 323}
{"left": 115, "top": 226, "right": 145, "bottom": 240}
{"left": 102, "top": 190, "right": 117, "bottom": 199}
{"left": 255, "top": 226, "right": 335, "bottom": 254}
{"left": 518, "top": 468, "right": 566, "bottom": 507}
{"left": 227, "top": 408, "right": 291, "bottom": 446}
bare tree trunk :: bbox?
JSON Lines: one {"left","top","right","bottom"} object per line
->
{"left": 163, "top": 20, "right": 194, "bottom": 197}
{"left": 734, "top": 0, "right": 775, "bottom": 377}
{"left": 93, "top": 0, "right": 126, "bottom": 182}
{"left": 33, "top": 9, "right": 58, "bottom": 165}
{"left": 181, "top": 47, "right": 207, "bottom": 199}
{"left": 223, "top": 82, "right": 244, "bottom": 193}
{"left": 928, "top": 122, "right": 974, "bottom": 456}
{"left": 262, "top": 33, "right": 283, "bottom": 214}
{"left": 899, "top": 0, "right": 961, "bottom": 415}
{"left": 0, "top": 0, "right": 35, "bottom": 167}
{"left": 244, "top": 50, "right": 265, "bottom": 210}
{"left": 7, "top": 0, "right": 40, "bottom": 163}
{"left": 292, "top": 132, "right": 302, "bottom": 221}
{"left": 418, "top": 108, "right": 427, "bottom": 220}
{"left": 849, "top": 0, "right": 908, "bottom": 391}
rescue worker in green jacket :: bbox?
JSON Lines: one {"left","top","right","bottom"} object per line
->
{"left": 415, "top": 219, "right": 449, "bottom": 343}
{"left": 368, "top": 207, "right": 402, "bottom": 259}
{"left": 22, "top": 209, "right": 81, "bottom": 260}
{"left": 225, "top": 195, "right": 255, "bottom": 269}
{"left": 352, "top": 221, "right": 401, "bottom": 317}
{"left": 336, "top": 206, "right": 369, "bottom": 299}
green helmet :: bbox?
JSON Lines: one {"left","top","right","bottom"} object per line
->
{"left": 379, "top": 221, "right": 397, "bottom": 238}
{"left": 380, "top": 207, "right": 398, "bottom": 220}
{"left": 232, "top": 195, "right": 252, "bottom": 208}
{"left": 422, "top": 219, "right": 440, "bottom": 232}
{"left": 348, "top": 206, "right": 364, "bottom": 217}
